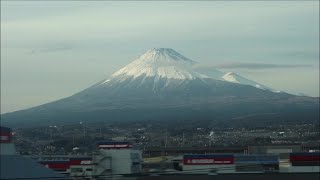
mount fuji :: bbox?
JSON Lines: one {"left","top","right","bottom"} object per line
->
{"left": 1, "top": 48, "right": 318, "bottom": 128}
{"left": 91, "top": 48, "right": 274, "bottom": 93}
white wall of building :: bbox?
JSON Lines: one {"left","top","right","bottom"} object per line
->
{"left": 93, "top": 149, "right": 142, "bottom": 176}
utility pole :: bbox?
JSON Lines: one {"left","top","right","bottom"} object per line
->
{"left": 182, "top": 132, "right": 185, "bottom": 147}
{"left": 208, "top": 131, "right": 214, "bottom": 147}
{"left": 80, "top": 121, "right": 86, "bottom": 137}
{"left": 72, "top": 131, "right": 75, "bottom": 147}
{"left": 48, "top": 126, "right": 53, "bottom": 141}
{"left": 161, "top": 129, "right": 168, "bottom": 172}
{"left": 165, "top": 130, "right": 168, "bottom": 148}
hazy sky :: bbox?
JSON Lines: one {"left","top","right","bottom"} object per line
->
{"left": 1, "top": 1, "right": 319, "bottom": 113}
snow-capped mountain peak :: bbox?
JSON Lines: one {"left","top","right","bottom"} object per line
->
{"left": 100, "top": 48, "right": 276, "bottom": 92}
{"left": 139, "top": 48, "right": 196, "bottom": 64}
{"left": 104, "top": 48, "right": 207, "bottom": 82}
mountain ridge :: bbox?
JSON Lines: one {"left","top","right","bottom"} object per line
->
{"left": 1, "top": 48, "right": 318, "bottom": 128}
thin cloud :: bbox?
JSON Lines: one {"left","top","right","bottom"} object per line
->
{"left": 30, "top": 46, "right": 73, "bottom": 54}
{"left": 194, "top": 62, "right": 313, "bottom": 70}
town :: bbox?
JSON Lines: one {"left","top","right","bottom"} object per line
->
{"left": 1, "top": 125, "right": 319, "bottom": 179}
{"left": 12, "top": 122, "right": 320, "bottom": 155}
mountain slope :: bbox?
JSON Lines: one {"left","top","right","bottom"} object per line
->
{"left": 1, "top": 48, "right": 318, "bottom": 128}
{"left": 192, "top": 65, "right": 275, "bottom": 91}
{"left": 222, "top": 72, "right": 276, "bottom": 91}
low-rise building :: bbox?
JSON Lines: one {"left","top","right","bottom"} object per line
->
{"left": 93, "top": 141, "right": 143, "bottom": 177}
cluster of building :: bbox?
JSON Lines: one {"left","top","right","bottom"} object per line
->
{"left": 28, "top": 141, "right": 143, "bottom": 178}
{"left": 2, "top": 126, "right": 143, "bottom": 179}
{"left": 12, "top": 122, "right": 319, "bottom": 156}
{"left": 1, "top": 126, "right": 320, "bottom": 179}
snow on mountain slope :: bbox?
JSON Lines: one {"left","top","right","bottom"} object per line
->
{"left": 222, "top": 72, "right": 274, "bottom": 91}
{"left": 102, "top": 48, "right": 208, "bottom": 85}
{"left": 192, "top": 66, "right": 276, "bottom": 92}
{"left": 99, "top": 48, "right": 276, "bottom": 92}
{"left": 192, "top": 67, "right": 225, "bottom": 80}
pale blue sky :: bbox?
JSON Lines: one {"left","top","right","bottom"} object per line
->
{"left": 1, "top": 1, "right": 319, "bottom": 113}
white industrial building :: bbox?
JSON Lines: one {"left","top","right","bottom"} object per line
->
{"left": 92, "top": 141, "right": 143, "bottom": 178}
